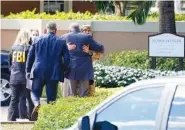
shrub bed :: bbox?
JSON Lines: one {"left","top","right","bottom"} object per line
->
{"left": 33, "top": 88, "right": 120, "bottom": 130}
{"left": 94, "top": 63, "right": 185, "bottom": 87}
{"left": 1, "top": 9, "right": 185, "bottom": 21}
{"left": 100, "top": 50, "right": 183, "bottom": 71}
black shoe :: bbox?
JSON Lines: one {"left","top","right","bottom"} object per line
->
{"left": 31, "top": 105, "right": 40, "bottom": 121}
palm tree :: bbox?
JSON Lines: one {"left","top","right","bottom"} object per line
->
{"left": 128, "top": 1, "right": 182, "bottom": 70}
{"left": 127, "top": 1, "right": 153, "bottom": 25}
{"left": 158, "top": 1, "right": 176, "bottom": 33}
{"left": 128, "top": 0, "right": 176, "bottom": 34}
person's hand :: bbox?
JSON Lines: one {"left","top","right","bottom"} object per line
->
{"left": 67, "top": 42, "right": 76, "bottom": 50}
{"left": 26, "top": 73, "right": 30, "bottom": 79}
{"left": 83, "top": 44, "right": 89, "bottom": 53}
{"left": 92, "top": 52, "right": 102, "bottom": 61}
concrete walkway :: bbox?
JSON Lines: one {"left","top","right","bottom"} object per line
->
{"left": 0, "top": 98, "right": 47, "bottom": 122}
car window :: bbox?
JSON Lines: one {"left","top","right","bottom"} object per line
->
{"left": 167, "top": 86, "right": 185, "bottom": 130}
{"left": 95, "top": 87, "right": 164, "bottom": 130}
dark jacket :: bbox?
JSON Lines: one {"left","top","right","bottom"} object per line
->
{"left": 61, "top": 32, "right": 104, "bottom": 80}
{"left": 9, "top": 44, "right": 30, "bottom": 85}
{"left": 26, "top": 32, "right": 70, "bottom": 82}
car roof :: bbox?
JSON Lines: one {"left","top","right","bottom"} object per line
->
{"left": 68, "top": 76, "right": 185, "bottom": 129}
{"left": 1, "top": 50, "right": 9, "bottom": 55}
{"left": 131, "top": 76, "right": 185, "bottom": 87}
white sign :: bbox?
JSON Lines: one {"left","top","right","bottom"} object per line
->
{"left": 149, "top": 33, "right": 185, "bottom": 57}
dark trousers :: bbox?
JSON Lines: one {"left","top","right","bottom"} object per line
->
{"left": 8, "top": 84, "right": 27, "bottom": 121}
{"left": 26, "top": 88, "right": 34, "bottom": 119}
{"left": 19, "top": 88, "right": 34, "bottom": 120}
{"left": 31, "top": 79, "right": 58, "bottom": 106}
{"left": 19, "top": 94, "right": 27, "bottom": 119}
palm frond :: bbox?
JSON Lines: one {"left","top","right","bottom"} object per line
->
{"left": 95, "top": 1, "right": 114, "bottom": 13}
{"left": 127, "top": 1, "right": 153, "bottom": 25}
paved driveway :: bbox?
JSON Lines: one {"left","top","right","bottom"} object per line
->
{"left": 0, "top": 106, "right": 8, "bottom": 121}
{"left": 0, "top": 98, "right": 47, "bottom": 122}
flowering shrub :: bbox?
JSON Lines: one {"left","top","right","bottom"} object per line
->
{"left": 94, "top": 63, "right": 185, "bottom": 87}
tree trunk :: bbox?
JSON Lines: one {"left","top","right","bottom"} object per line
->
{"left": 114, "top": 1, "right": 122, "bottom": 16}
{"left": 122, "top": 1, "right": 128, "bottom": 16}
{"left": 158, "top": 1, "right": 176, "bottom": 34}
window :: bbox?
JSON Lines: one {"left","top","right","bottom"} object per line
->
{"left": 96, "top": 87, "right": 164, "bottom": 130}
{"left": 167, "top": 86, "right": 185, "bottom": 130}
{"left": 44, "top": 0, "right": 64, "bottom": 14}
{"left": 151, "top": 1, "right": 157, "bottom": 7}
{"left": 181, "top": 0, "right": 185, "bottom": 10}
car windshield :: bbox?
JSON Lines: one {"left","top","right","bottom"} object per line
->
{"left": 95, "top": 87, "right": 164, "bottom": 130}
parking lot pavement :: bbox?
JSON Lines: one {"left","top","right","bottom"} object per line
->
{"left": 0, "top": 106, "right": 8, "bottom": 121}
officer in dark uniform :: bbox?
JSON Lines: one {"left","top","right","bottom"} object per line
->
{"left": 8, "top": 29, "right": 31, "bottom": 121}
{"left": 26, "top": 21, "right": 70, "bottom": 121}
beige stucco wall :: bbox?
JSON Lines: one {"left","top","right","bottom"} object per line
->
{"left": 93, "top": 32, "right": 154, "bottom": 53}
{"left": 2, "top": 30, "right": 185, "bottom": 53}
{"left": 1, "top": 29, "right": 19, "bottom": 50}
{"left": 1, "top": 20, "right": 185, "bottom": 53}
{"left": 1, "top": 29, "right": 68, "bottom": 50}
{"left": 93, "top": 32, "right": 185, "bottom": 53}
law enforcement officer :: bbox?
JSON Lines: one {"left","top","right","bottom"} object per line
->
{"left": 26, "top": 21, "right": 70, "bottom": 121}
{"left": 8, "top": 29, "right": 31, "bottom": 121}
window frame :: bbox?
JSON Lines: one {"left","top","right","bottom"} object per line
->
{"left": 93, "top": 83, "right": 177, "bottom": 130}
{"left": 44, "top": 0, "right": 64, "bottom": 14}
{"left": 163, "top": 85, "right": 185, "bottom": 130}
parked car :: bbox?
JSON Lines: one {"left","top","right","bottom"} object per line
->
{"left": 67, "top": 76, "right": 185, "bottom": 130}
{"left": 1, "top": 50, "right": 11, "bottom": 106}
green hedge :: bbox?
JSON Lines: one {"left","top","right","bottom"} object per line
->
{"left": 33, "top": 88, "right": 120, "bottom": 130}
{"left": 100, "top": 50, "right": 183, "bottom": 71}
{"left": 1, "top": 9, "right": 185, "bottom": 21}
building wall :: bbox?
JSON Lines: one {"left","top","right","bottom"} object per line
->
{"left": 150, "top": 0, "right": 185, "bottom": 14}
{"left": 1, "top": 1, "right": 40, "bottom": 16}
{"left": 1, "top": 1, "right": 96, "bottom": 16}
{"left": 1, "top": 30, "right": 18, "bottom": 49}
{"left": 1, "top": 20, "right": 185, "bottom": 54}
{"left": 72, "top": 1, "right": 97, "bottom": 13}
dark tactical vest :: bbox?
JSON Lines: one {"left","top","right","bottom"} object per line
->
{"left": 10, "top": 44, "right": 30, "bottom": 85}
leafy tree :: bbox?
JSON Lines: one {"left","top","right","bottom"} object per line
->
{"left": 128, "top": 1, "right": 176, "bottom": 33}
{"left": 127, "top": 1, "right": 153, "bottom": 25}
{"left": 94, "top": 1, "right": 128, "bottom": 16}
{"left": 94, "top": 0, "right": 176, "bottom": 33}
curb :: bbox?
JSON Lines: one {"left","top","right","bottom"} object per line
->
{"left": 1, "top": 121, "right": 35, "bottom": 124}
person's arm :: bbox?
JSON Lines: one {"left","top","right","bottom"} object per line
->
{"left": 61, "top": 34, "right": 76, "bottom": 51}
{"left": 8, "top": 49, "right": 13, "bottom": 71}
{"left": 26, "top": 44, "right": 35, "bottom": 73}
{"left": 87, "top": 35, "right": 104, "bottom": 53}
{"left": 61, "top": 40, "right": 70, "bottom": 71}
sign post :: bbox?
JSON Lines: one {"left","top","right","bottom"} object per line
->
{"left": 148, "top": 33, "right": 185, "bottom": 70}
